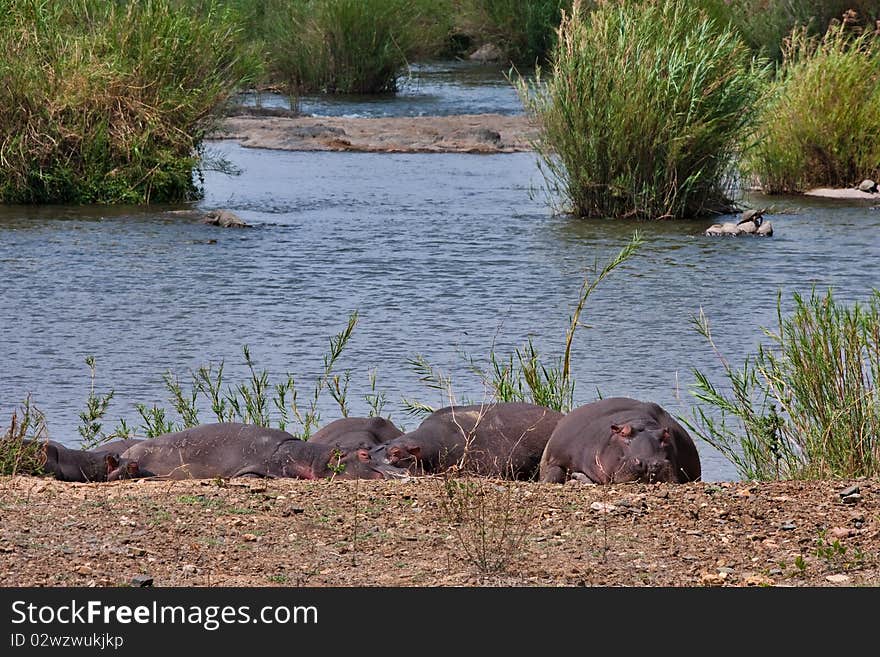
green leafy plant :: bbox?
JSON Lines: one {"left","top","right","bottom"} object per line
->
{"left": 687, "top": 288, "right": 880, "bottom": 480}
{"left": 78, "top": 356, "right": 114, "bottom": 449}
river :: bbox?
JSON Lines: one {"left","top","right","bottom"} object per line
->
{"left": 2, "top": 63, "right": 879, "bottom": 481}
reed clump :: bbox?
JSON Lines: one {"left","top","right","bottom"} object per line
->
{"left": 517, "top": 0, "right": 768, "bottom": 220}
{"left": 687, "top": 289, "right": 880, "bottom": 481}
{"left": 744, "top": 17, "right": 880, "bottom": 193}
{"left": 260, "top": 0, "right": 449, "bottom": 94}
{"left": 0, "top": 0, "right": 257, "bottom": 204}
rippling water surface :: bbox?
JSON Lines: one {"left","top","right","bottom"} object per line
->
{"left": 2, "top": 70, "right": 879, "bottom": 481}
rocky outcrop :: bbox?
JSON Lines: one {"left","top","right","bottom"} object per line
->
{"left": 705, "top": 209, "right": 773, "bottom": 237}
{"left": 210, "top": 114, "right": 537, "bottom": 153}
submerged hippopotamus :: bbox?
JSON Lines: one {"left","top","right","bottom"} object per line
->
{"left": 29, "top": 440, "right": 140, "bottom": 482}
{"left": 378, "top": 402, "right": 563, "bottom": 479}
{"left": 539, "top": 397, "right": 701, "bottom": 484}
{"left": 117, "top": 422, "right": 405, "bottom": 480}
{"left": 309, "top": 416, "right": 403, "bottom": 451}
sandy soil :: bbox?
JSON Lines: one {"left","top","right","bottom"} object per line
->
{"left": 1, "top": 475, "right": 877, "bottom": 587}
{"left": 209, "top": 114, "right": 537, "bottom": 153}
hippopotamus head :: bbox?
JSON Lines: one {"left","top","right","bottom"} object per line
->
{"left": 105, "top": 454, "right": 141, "bottom": 481}
{"left": 329, "top": 448, "right": 408, "bottom": 480}
{"left": 600, "top": 423, "right": 679, "bottom": 484}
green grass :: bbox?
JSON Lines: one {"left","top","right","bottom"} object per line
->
{"left": 0, "top": 0, "right": 258, "bottom": 204}
{"left": 744, "top": 20, "right": 880, "bottom": 193}
{"left": 686, "top": 288, "right": 880, "bottom": 481}
{"left": 517, "top": 0, "right": 768, "bottom": 220}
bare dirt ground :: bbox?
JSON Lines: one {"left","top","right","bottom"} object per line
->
{"left": 210, "top": 113, "right": 537, "bottom": 153}
{"left": 1, "top": 475, "right": 876, "bottom": 587}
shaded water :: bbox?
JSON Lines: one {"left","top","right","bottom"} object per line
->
{"left": 2, "top": 140, "right": 879, "bottom": 481}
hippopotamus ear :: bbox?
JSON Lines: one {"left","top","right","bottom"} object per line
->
{"left": 659, "top": 428, "right": 672, "bottom": 448}
{"left": 126, "top": 461, "right": 140, "bottom": 477}
{"left": 407, "top": 445, "right": 422, "bottom": 459}
{"left": 104, "top": 453, "right": 120, "bottom": 474}
{"left": 611, "top": 424, "right": 633, "bottom": 441}
{"left": 357, "top": 449, "right": 370, "bottom": 462}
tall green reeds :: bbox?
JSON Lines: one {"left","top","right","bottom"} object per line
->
{"left": 0, "top": 398, "right": 48, "bottom": 476}
{"left": 0, "top": 0, "right": 257, "bottom": 204}
{"left": 517, "top": 0, "right": 768, "bottom": 220}
{"left": 745, "top": 19, "right": 880, "bottom": 193}
{"left": 696, "top": 1, "right": 880, "bottom": 62}
{"left": 261, "top": 0, "right": 450, "bottom": 94}
{"left": 687, "top": 289, "right": 880, "bottom": 481}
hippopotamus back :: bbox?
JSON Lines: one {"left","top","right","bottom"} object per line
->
{"left": 380, "top": 402, "right": 563, "bottom": 479}
{"left": 539, "top": 397, "right": 701, "bottom": 484}
{"left": 309, "top": 416, "right": 403, "bottom": 451}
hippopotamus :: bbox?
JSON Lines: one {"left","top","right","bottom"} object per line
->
{"left": 88, "top": 438, "right": 144, "bottom": 454}
{"left": 539, "top": 397, "right": 701, "bottom": 484}
{"left": 116, "top": 422, "right": 405, "bottom": 480}
{"left": 378, "top": 402, "right": 563, "bottom": 479}
{"left": 309, "top": 416, "right": 403, "bottom": 451}
{"left": 29, "top": 440, "right": 140, "bottom": 482}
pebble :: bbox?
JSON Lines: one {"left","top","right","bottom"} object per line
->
{"left": 838, "top": 485, "right": 860, "bottom": 498}
{"left": 131, "top": 574, "right": 153, "bottom": 587}
{"left": 182, "top": 564, "right": 197, "bottom": 574}
{"left": 780, "top": 522, "right": 796, "bottom": 530}
{"left": 842, "top": 494, "right": 862, "bottom": 505}
{"left": 825, "top": 574, "right": 850, "bottom": 584}
{"left": 589, "top": 502, "right": 616, "bottom": 513}
{"left": 243, "top": 533, "right": 258, "bottom": 541}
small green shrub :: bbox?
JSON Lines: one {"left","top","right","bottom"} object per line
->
{"left": 745, "top": 20, "right": 880, "bottom": 193}
{"left": 0, "top": 0, "right": 257, "bottom": 204}
{"left": 687, "top": 288, "right": 880, "bottom": 481}
{"left": 518, "top": 0, "right": 768, "bottom": 220}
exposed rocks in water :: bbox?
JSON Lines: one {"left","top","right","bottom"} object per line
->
{"left": 705, "top": 209, "right": 773, "bottom": 237}
{"left": 858, "top": 179, "right": 877, "bottom": 193}
{"left": 210, "top": 114, "right": 536, "bottom": 153}
{"left": 201, "top": 209, "right": 250, "bottom": 228}
{"left": 219, "top": 104, "right": 301, "bottom": 119}
{"left": 468, "top": 43, "right": 504, "bottom": 62}
{"left": 804, "top": 187, "right": 880, "bottom": 200}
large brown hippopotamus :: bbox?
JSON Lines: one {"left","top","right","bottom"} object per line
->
{"left": 378, "top": 402, "right": 563, "bottom": 479}
{"left": 539, "top": 397, "right": 701, "bottom": 484}
{"left": 309, "top": 416, "right": 403, "bottom": 451}
{"left": 116, "top": 422, "right": 405, "bottom": 480}
{"left": 27, "top": 440, "right": 140, "bottom": 482}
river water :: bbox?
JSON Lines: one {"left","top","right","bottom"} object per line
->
{"left": 2, "top": 64, "right": 879, "bottom": 481}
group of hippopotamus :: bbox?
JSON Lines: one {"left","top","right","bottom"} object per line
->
{"left": 30, "top": 397, "right": 701, "bottom": 485}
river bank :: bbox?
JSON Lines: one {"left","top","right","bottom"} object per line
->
{"left": 1, "top": 475, "right": 876, "bottom": 587}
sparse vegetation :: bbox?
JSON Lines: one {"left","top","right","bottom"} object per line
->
{"left": 437, "top": 473, "right": 536, "bottom": 575}
{"left": 687, "top": 288, "right": 880, "bottom": 480}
